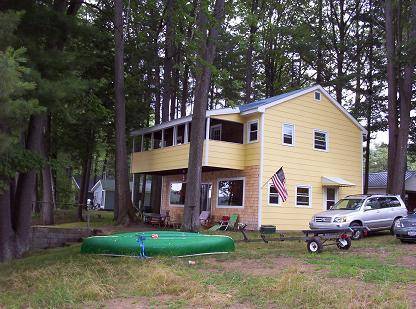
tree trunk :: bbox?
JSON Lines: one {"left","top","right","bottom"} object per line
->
{"left": 0, "top": 184, "right": 16, "bottom": 262}
{"left": 114, "top": 0, "right": 136, "bottom": 225}
{"left": 316, "top": 0, "right": 323, "bottom": 84}
{"left": 183, "top": 0, "right": 225, "bottom": 232}
{"left": 385, "top": 0, "right": 398, "bottom": 193}
{"left": 244, "top": 0, "right": 258, "bottom": 103}
{"left": 161, "top": 0, "right": 175, "bottom": 122}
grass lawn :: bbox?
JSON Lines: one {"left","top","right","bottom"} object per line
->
{"left": 1, "top": 231, "right": 416, "bottom": 308}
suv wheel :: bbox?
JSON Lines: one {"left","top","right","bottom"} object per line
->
{"left": 350, "top": 222, "right": 363, "bottom": 240}
{"left": 391, "top": 218, "right": 400, "bottom": 235}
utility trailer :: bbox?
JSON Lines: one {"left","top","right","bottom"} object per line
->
{"left": 239, "top": 224, "right": 368, "bottom": 253}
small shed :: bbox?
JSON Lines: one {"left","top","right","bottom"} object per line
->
{"left": 90, "top": 179, "right": 134, "bottom": 210}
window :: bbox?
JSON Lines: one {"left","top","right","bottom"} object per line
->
{"left": 210, "top": 124, "right": 222, "bottom": 141}
{"left": 169, "top": 182, "right": 186, "bottom": 205}
{"left": 247, "top": 120, "right": 258, "bottom": 143}
{"left": 365, "top": 198, "right": 381, "bottom": 210}
{"left": 217, "top": 178, "right": 244, "bottom": 207}
{"left": 163, "top": 127, "right": 174, "bottom": 147}
{"left": 324, "top": 187, "right": 337, "bottom": 210}
{"left": 282, "top": 123, "right": 294, "bottom": 146}
{"left": 153, "top": 130, "right": 162, "bottom": 149}
{"left": 268, "top": 182, "right": 280, "bottom": 206}
{"left": 143, "top": 133, "right": 152, "bottom": 151}
{"left": 314, "top": 91, "right": 321, "bottom": 101}
{"left": 176, "top": 124, "right": 186, "bottom": 145}
{"left": 314, "top": 130, "right": 328, "bottom": 151}
{"left": 296, "top": 185, "right": 311, "bottom": 207}
{"left": 378, "top": 197, "right": 401, "bottom": 208}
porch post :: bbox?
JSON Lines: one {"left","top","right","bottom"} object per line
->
{"left": 205, "top": 117, "right": 210, "bottom": 165}
{"left": 185, "top": 122, "right": 189, "bottom": 143}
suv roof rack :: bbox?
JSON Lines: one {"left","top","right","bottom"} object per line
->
{"left": 345, "top": 194, "right": 399, "bottom": 198}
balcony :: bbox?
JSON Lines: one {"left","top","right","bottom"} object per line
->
{"left": 131, "top": 118, "right": 246, "bottom": 174}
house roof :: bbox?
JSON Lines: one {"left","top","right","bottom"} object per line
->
{"left": 91, "top": 179, "right": 133, "bottom": 192}
{"left": 72, "top": 176, "right": 100, "bottom": 191}
{"left": 131, "top": 85, "right": 367, "bottom": 136}
{"left": 368, "top": 171, "right": 416, "bottom": 188}
{"left": 238, "top": 87, "right": 309, "bottom": 112}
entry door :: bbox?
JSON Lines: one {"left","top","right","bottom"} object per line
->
{"left": 324, "top": 187, "right": 338, "bottom": 210}
{"left": 200, "top": 184, "right": 212, "bottom": 213}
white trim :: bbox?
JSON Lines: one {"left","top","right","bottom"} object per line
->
{"left": 216, "top": 177, "right": 245, "bottom": 208}
{"left": 207, "top": 107, "right": 239, "bottom": 116}
{"left": 205, "top": 117, "right": 210, "bottom": 165}
{"left": 131, "top": 174, "right": 135, "bottom": 202}
{"left": 161, "top": 129, "right": 165, "bottom": 148}
{"left": 140, "top": 134, "right": 144, "bottom": 151}
{"left": 267, "top": 181, "right": 281, "bottom": 206}
{"left": 131, "top": 115, "right": 192, "bottom": 136}
{"left": 314, "top": 91, "right": 321, "bottom": 101}
{"left": 313, "top": 129, "right": 329, "bottom": 152}
{"left": 184, "top": 122, "right": 189, "bottom": 143}
{"left": 295, "top": 185, "right": 312, "bottom": 208}
{"left": 323, "top": 187, "right": 339, "bottom": 210}
{"left": 256, "top": 85, "right": 367, "bottom": 134}
{"left": 90, "top": 180, "right": 102, "bottom": 192}
{"left": 361, "top": 133, "right": 364, "bottom": 193}
{"left": 173, "top": 126, "right": 177, "bottom": 146}
{"left": 246, "top": 119, "right": 259, "bottom": 143}
{"left": 282, "top": 123, "right": 295, "bottom": 146}
{"left": 258, "top": 112, "right": 265, "bottom": 228}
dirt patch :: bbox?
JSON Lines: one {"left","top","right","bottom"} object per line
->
{"left": 407, "top": 285, "right": 416, "bottom": 307}
{"left": 397, "top": 255, "right": 416, "bottom": 268}
{"left": 203, "top": 256, "right": 316, "bottom": 276}
{"left": 89, "top": 297, "right": 149, "bottom": 309}
{"left": 352, "top": 247, "right": 390, "bottom": 260}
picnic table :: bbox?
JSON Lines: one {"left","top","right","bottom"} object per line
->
{"left": 143, "top": 212, "right": 165, "bottom": 226}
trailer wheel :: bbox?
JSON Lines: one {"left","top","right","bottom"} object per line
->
{"left": 336, "top": 237, "right": 351, "bottom": 250}
{"left": 307, "top": 237, "right": 323, "bottom": 253}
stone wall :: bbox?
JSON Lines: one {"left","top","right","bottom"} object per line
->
{"left": 30, "top": 226, "right": 93, "bottom": 250}
{"left": 161, "top": 166, "right": 259, "bottom": 229}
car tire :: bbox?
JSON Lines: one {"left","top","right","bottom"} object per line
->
{"left": 350, "top": 222, "right": 363, "bottom": 240}
{"left": 307, "top": 237, "right": 323, "bottom": 253}
{"left": 336, "top": 237, "right": 352, "bottom": 250}
{"left": 390, "top": 218, "right": 400, "bottom": 235}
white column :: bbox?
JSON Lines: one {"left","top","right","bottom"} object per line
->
{"left": 173, "top": 126, "right": 177, "bottom": 146}
{"left": 141, "top": 134, "right": 144, "bottom": 151}
{"left": 205, "top": 117, "right": 210, "bottom": 165}
{"left": 151, "top": 132, "right": 154, "bottom": 150}
{"left": 161, "top": 129, "right": 165, "bottom": 148}
{"left": 184, "top": 123, "right": 189, "bottom": 143}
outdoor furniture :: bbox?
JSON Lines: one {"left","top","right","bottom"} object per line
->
{"left": 224, "top": 214, "right": 238, "bottom": 231}
{"left": 143, "top": 212, "right": 164, "bottom": 226}
{"left": 199, "top": 211, "right": 211, "bottom": 226}
{"left": 208, "top": 214, "right": 238, "bottom": 231}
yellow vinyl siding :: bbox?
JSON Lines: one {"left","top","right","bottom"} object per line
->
{"left": 261, "top": 91, "right": 363, "bottom": 230}
{"left": 211, "top": 113, "right": 244, "bottom": 123}
{"left": 207, "top": 140, "right": 245, "bottom": 169}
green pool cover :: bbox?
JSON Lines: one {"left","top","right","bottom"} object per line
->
{"left": 81, "top": 231, "right": 235, "bottom": 257}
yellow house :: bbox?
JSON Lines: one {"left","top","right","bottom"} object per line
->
{"left": 130, "top": 85, "right": 366, "bottom": 230}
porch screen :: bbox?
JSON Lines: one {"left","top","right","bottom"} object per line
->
{"left": 170, "top": 182, "right": 186, "bottom": 205}
{"left": 217, "top": 179, "right": 244, "bottom": 207}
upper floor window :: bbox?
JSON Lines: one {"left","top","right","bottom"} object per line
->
{"left": 176, "top": 124, "right": 186, "bottom": 145}
{"left": 247, "top": 120, "right": 258, "bottom": 143}
{"left": 314, "top": 91, "right": 321, "bottom": 101}
{"left": 210, "top": 124, "right": 222, "bottom": 141}
{"left": 314, "top": 130, "right": 328, "bottom": 151}
{"left": 282, "top": 123, "right": 294, "bottom": 146}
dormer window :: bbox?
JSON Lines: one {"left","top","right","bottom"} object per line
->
{"left": 314, "top": 91, "right": 321, "bottom": 101}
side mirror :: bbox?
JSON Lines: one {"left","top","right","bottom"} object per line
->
{"left": 364, "top": 205, "right": 372, "bottom": 211}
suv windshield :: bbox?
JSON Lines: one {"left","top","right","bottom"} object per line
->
{"left": 331, "top": 198, "right": 364, "bottom": 210}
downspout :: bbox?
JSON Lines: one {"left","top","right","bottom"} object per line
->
{"left": 258, "top": 111, "right": 265, "bottom": 229}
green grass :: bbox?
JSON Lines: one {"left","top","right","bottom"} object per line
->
{"left": 0, "top": 232, "right": 414, "bottom": 308}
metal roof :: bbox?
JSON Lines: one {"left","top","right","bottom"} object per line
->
{"left": 238, "top": 87, "right": 313, "bottom": 112}
{"left": 368, "top": 171, "right": 416, "bottom": 188}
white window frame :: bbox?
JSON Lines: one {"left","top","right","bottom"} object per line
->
{"left": 268, "top": 181, "right": 281, "bottom": 206}
{"left": 314, "top": 91, "right": 321, "bottom": 101}
{"left": 168, "top": 181, "right": 186, "bottom": 207}
{"left": 323, "top": 187, "right": 338, "bottom": 210}
{"left": 216, "top": 177, "right": 245, "bottom": 208}
{"left": 295, "top": 185, "right": 312, "bottom": 208}
{"left": 246, "top": 120, "right": 259, "bottom": 143}
{"left": 210, "top": 124, "right": 222, "bottom": 141}
{"left": 282, "top": 123, "right": 295, "bottom": 146}
{"left": 313, "top": 129, "right": 329, "bottom": 152}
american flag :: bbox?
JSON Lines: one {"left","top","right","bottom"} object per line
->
{"left": 271, "top": 167, "right": 288, "bottom": 202}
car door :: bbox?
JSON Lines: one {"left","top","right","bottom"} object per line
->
{"left": 384, "top": 197, "right": 406, "bottom": 222}
{"left": 377, "top": 197, "right": 396, "bottom": 228}
{"left": 361, "top": 197, "right": 383, "bottom": 228}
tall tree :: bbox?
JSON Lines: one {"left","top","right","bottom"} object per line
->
{"left": 183, "top": 0, "right": 225, "bottom": 232}
{"left": 385, "top": 0, "right": 416, "bottom": 195}
{"left": 114, "top": 0, "right": 136, "bottom": 225}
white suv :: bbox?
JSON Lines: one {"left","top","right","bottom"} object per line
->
{"left": 309, "top": 194, "right": 408, "bottom": 239}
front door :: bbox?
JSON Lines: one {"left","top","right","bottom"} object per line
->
{"left": 200, "top": 184, "right": 212, "bottom": 213}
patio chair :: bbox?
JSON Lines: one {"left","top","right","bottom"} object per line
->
{"left": 199, "top": 211, "right": 211, "bottom": 226}
{"left": 224, "top": 214, "right": 238, "bottom": 231}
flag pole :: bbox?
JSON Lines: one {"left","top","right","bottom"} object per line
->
{"left": 261, "top": 166, "right": 283, "bottom": 188}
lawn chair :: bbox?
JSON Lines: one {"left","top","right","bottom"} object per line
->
{"left": 224, "top": 214, "right": 238, "bottom": 231}
{"left": 199, "top": 211, "right": 211, "bottom": 226}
